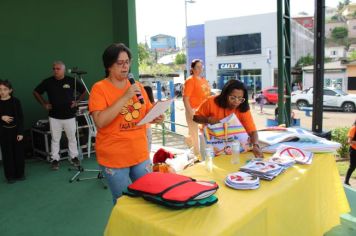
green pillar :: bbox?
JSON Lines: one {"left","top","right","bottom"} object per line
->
{"left": 112, "top": 0, "right": 139, "bottom": 79}
{"left": 277, "top": 0, "right": 292, "bottom": 126}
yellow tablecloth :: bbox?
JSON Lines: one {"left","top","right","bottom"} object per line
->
{"left": 104, "top": 153, "right": 350, "bottom": 236}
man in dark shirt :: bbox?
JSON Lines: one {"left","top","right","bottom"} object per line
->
{"left": 33, "top": 61, "right": 86, "bottom": 170}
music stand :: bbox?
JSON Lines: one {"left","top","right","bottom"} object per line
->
{"left": 67, "top": 69, "right": 107, "bottom": 189}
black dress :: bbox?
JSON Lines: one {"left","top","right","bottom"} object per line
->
{"left": 0, "top": 97, "right": 25, "bottom": 181}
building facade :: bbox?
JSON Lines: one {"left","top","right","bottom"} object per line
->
{"left": 341, "top": 3, "right": 356, "bottom": 19}
{"left": 200, "top": 13, "right": 314, "bottom": 90}
{"left": 347, "top": 18, "right": 356, "bottom": 38}
{"left": 325, "top": 46, "right": 347, "bottom": 59}
{"left": 325, "top": 6, "right": 338, "bottom": 21}
{"left": 302, "top": 61, "right": 347, "bottom": 91}
{"left": 346, "top": 61, "right": 356, "bottom": 91}
{"left": 325, "top": 21, "right": 347, "bottom": 38}
{"left": 187, "top": 24, "right": 206, "bottom": 71}
{"left": 292, "top": 16, "right": 314, "bottom": 31}
{"left": 150, "top": 34, "right": 176, "bottom": 51}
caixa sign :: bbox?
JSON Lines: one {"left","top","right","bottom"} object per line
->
{"left": 218, "top": 63, "right": 241, "bottom": 69}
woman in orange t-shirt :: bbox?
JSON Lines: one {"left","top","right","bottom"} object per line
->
{"left": 345, "top": 120, "right": 356, "bottom": 186}
{"left": 183, "top": 59, "right": 210, "bottom": 156}
{"left": 89, "top": 43, "right": 164, "bottom": 204}
{"left": 193, "top": 79, "right": 263, "bottom": 158}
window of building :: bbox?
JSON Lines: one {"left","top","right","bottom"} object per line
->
{"left": 331, "top": 50, "right": 337, "bottom": 56}
{"left": 353, "top": 25, "right": 356, "bottom": 30}
{"left": 217, "top": 33, "right": 261, "bottom": 56}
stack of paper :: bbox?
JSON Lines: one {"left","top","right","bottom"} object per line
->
{"left": 258, "top": 128, "right": 341, "bottom": 153}
{"left": 261, "top": 140, "right": 340, "bottom": 153}
{"left": 239, "top": 160, "right": 284, "bottom": 180}
{"left": 225, "top": 171, "right": 260, "bottom": 190}
{"left": 267, "top": 155, "right": 295, "bottom": 170}
{"left": 272, "top": 144, "right": 313, "bottom": 165}
{"left": 258, "top": 128, "right": 323, "bottom": 146}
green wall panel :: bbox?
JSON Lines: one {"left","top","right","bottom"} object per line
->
{"left": 0, "top": 0, "right": 138, "bottom": 129}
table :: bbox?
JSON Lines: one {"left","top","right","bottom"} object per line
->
{"left": 104, "top": 153, "right": 350, "bottom": 236}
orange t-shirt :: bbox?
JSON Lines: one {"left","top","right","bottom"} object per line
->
{"left": 195, "top": 96, "right": 257, "bottom": 134}
{"left": 183, "top": 76, "right": 210, "bottom": 109}
{"left": 89, "top": 79, "right": 152, "bottom": 168}
{"left": 348, "top": 125, "right": 356, "bottom": 150}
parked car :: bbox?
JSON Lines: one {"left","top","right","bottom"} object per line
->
{"left": 261, "top": 87, "right": 279, "bottom": 104}
{"left": 291, "top": 87, "right": 356, "bottom": 112}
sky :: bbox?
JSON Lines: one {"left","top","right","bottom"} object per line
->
{"left": 136, "top": 0, "right": 346, "bottom": 45}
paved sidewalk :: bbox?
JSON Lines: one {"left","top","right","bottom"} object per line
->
{"left": 340, "top": 176, "right": 356, "bottom": 188}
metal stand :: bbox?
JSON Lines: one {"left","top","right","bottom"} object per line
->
{"left": 67, "top": 69, "right": 107, "bottom": 189}
{"left": 68, "top": 165, "right": 107, "bottom": 189}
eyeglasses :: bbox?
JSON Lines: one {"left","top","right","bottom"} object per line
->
{"left": 116, "top": 60, "right": 130, "bottom": 66}
{"left": 228, "top": 96, "right": 245, "bottom": 103}
{"left": 52, "top": 67, "right": 62, "bottom": 71}
{"left": 194, "top": 65, "right": 204, "bottom": 70}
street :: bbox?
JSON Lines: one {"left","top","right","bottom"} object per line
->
{"left": 171, "top": 98, "right": 356, "bottom": 136}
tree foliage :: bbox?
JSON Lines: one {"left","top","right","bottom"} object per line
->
{"left": 331, "top": 27, "right": 348, "bottom": 40}
{"left": 331, "top": 15, "right": 339, "bottom": 21}
{"left": 349, "top": 50, "right": 356, "bottom": 60}
{"left": 295, "top": 54, "right": 314, "bottom": 67}
{"left": 294, "top": 54, "right": 333, "bottom": 69}
{"left": 175, "top": 53, "right": 186, "bottom": 65}
{"left": 332, "top": 127, "right": 350, "bottom": 158}
{"left": 137, "top": 43, "right": 184, "bottom": 75}
{"left": 338, "top": 0, "right": 350, "bottom": 11}
{"left": 139, "top": 63, "right": 175, "bottom": 75}
{"left": 138, "top": 43, "right": 150, "bottom": 65}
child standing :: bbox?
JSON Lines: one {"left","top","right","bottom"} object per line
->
{"left": 0, "top": 80, "right": 25, "bottom": 183}
{"left": 256, "top": 91, "right": 266, "bottom": 114}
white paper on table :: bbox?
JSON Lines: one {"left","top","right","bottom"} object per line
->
{"left": 137, "top": 99, "right": 173, "bottom": 126}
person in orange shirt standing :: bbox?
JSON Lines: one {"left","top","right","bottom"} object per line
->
{"left": 345, "top": 120, "right": 356, "bottom": 186}
{"left": 183, "top": 59, "right": 210, "bottom": 156}
{"left": 89, "top": 43, "right": 164, "bottom": 204}
{"left": 193, "top": 79, "right": 263, "bottom": 158}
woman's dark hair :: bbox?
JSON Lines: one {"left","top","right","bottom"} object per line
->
{"left": 0, "top": 79, "right": 13, "bottom": 95}
{"left": 354, "top": 120, "right": 356, "bottom": 126}
{"left": 102, "top": 43, "right": 132, "bottom": 77}
{"left": 189, "top": 59, "right": 202, "bottom": 75}
{"left": 144, "top": 85, "right": 155, "bottom": 103}
{"left": 214, "top": 79, "right": 250, "bottom": 112}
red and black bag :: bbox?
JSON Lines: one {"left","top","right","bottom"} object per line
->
{"left": 126, "top": 172, "right": 219, "bottom": 208}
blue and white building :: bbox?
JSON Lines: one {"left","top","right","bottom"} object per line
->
{"left": 150, "top": 34, "right": 176, "bottom": 51}
{"left": 187, "top": 13, "right": 314, "bottom": 90}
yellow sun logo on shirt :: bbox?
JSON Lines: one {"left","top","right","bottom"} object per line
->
{"left": 202, "top": 84, "right": 210, "bottom": 97}
{"left": 120, "top": 99, "right": 142, "bottom": 122}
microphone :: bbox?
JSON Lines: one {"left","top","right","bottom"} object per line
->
{"left": 128, "top": 73, "right": 144, "bottom": 104}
